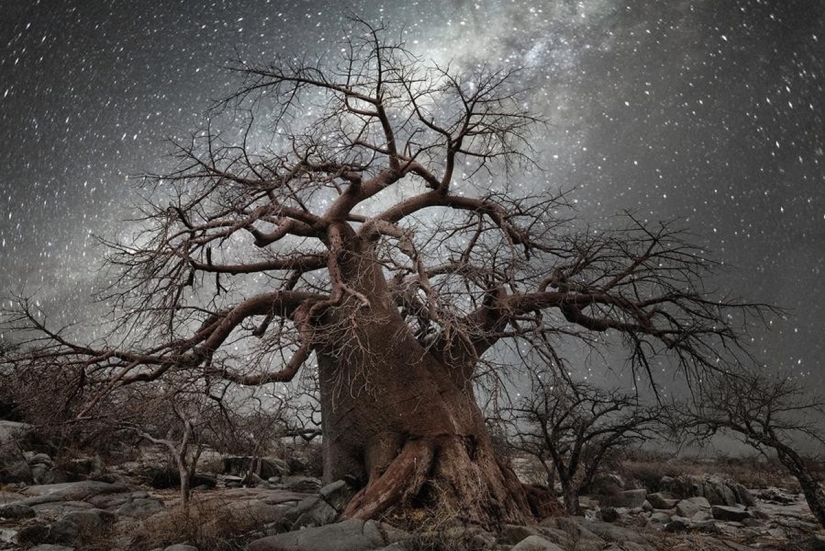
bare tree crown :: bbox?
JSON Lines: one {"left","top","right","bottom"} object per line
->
{"left": 3, "top": 20, "right": 772, "bottom": 410}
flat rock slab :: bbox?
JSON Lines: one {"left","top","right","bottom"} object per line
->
{"left": 200, "top": 487, "right": 312, "bottom": 505}
{"left": 21, "top": 481, "right": 131, "bottom": 505}
{"left": 248, "top": 518, "right": 408, "bottom": 551}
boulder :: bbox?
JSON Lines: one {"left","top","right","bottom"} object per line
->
{"left": 0, "top": 502, "right": 36, "bottom": 519}
{"left": 0, "top": 421, "right": 33, "bottom": 483}
{"left": 664, "top": 518, "right": 691, "bottom": 532}
{"left": 675, "top": 496, "right": 711, "bottom": 519}
{"left": 649, "top": 512, "right": 671, "bottom": 526}
{"left": 247, "top": 518, "right": 408, "bottom": 551}
{"left": 646, "top": 492, "right": 678, "bottom": 509}
{"left": 319, "top": 479, "right": 358, "bottom": 513}
{"left": 603, "top": 488, "right": 647, "bottom": 508}
{"left": 16, "top": 519, "right": 79, "bottom": 546}
{"left": 711, "top": 505, "right": 750, "bottom": 522}
{"left": 287, "top": 495, "right": 338, "bottom": 529}
{"left": 511, "top": 535, "right": 565, "bottom": 551}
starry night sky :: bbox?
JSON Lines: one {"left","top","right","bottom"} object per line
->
{"left": 1, "top": 1, "right": 824, "bottom": 385}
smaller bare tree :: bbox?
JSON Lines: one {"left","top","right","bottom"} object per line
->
{"left": 672, "top": 369, "right": 825, "bottom": 528}
{"left": 505, "top": 370, "right": 662, "bottom": 514}
{"left": 119, "top": 384, "right": 221, "bottom": 510}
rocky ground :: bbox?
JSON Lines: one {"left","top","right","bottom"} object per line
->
{"left": 2, "top": 421, "right": 825, "bottom": 550}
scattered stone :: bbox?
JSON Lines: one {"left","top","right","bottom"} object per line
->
{"left": 164, "top": 545, "right": 199, "bottom": 551}
{"left": 599, "top": 506, "right": 620, "bottom": 522}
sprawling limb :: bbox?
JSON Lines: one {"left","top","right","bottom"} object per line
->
{"left": 2, "top": 19, "right": 776, "bottom": 530}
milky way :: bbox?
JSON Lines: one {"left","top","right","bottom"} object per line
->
{"left": 1, "top": 0, "right": 824, "bottom": 383}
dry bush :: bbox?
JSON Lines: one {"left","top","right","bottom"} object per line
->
{"left": 125, "top": 496, "right": 270, "bottom": 551}
{"left": 614, "top": 448, "right": 816, "bottom": 492}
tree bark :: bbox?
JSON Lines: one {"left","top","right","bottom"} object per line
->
{"left": 777, "top": 446, "right": 825, "bottom": 528}
{"left": 312, "top": 240, "right": 536, "bottom": 529}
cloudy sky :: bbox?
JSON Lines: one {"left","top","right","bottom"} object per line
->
{"left": 1, "top": 0, "right": 823, "bottom": 385}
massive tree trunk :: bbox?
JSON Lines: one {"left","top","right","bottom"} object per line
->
{"left": 313, "top": 235, "right": 536, "bottom": 528}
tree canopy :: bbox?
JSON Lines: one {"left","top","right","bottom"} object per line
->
{"left": 1, "top": 19, "right": 773, "bottom": 528}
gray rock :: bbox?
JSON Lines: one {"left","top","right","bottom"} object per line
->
{"left": 288, "top": 495, "right": 339, "bottom": 529}
{"left": 664, "top": 518, "right": 691, "bottom": 532}
{"left": 164, "top": 545, "right": 199, "bottom": 551}
{"left": 29, "top": 546, "right": 76, "bottom": 551}
{"left": 31, "top": 500, "right": 95, "bottom": 516}
{"left": 649, "top": 512, "right": 671, "bottom": 525}
{"left": 22, "top": 480, "right": 131, "bottom": 505}
{"left": 675, "top": 496, "right": 711, "bottom": 519}
{"left": 511, "top": 535, "right": 565, "bottom": 551}
{"left": 0, "top": 422, "right": 33, "bottom": 483}
{"left": 61, "top": 509, "right": 110, "bottom": 533}
{"left": 539, "top": 517, "right": 605, "bottom": 550}
{"left": 604, "top": 488, "right": 647, "bottom": 508}
{"left": 248, "top": 518, "right": 408, "bottom": 551}
{"left": 223, "top": 475, "right": 244, "bottom": 488}
{"left": 0, "top": 502, "right": 36, "bottom": 519}
{"left": 711, "top": 504, "right": 750, "bottom": 522}
{"left": 603, "top": 544, "right": 653, "bottom": 551}
{"left": 646, "top": 492, "right": 678, "bottom": 509}
{"left": 500, "top": 525, "right": 549, "bottom": 545}
{"left": 16, "top": 519, "right": 79, "bottom": 546}
{"left": 694, "top": 519, "right": 721, "bottom": 534}
{"left": 702, "top": 475, "right": 738, "bottom": 506}
{"left": 319, "top": 479, "right": 357, "bottom": 513}
{"left": 576, "top": 519, "right": 651, "bottom": 546}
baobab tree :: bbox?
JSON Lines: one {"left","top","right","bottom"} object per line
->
{"left": 2, "top": 20, "right": 769, "bottom": 528}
